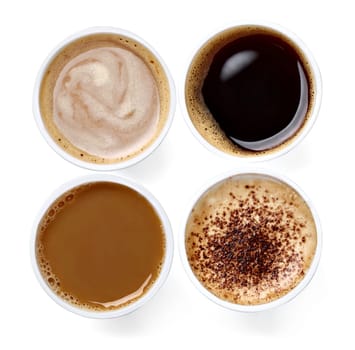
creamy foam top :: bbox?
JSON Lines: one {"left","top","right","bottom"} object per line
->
{"left": 53, "top": 47, "right": 159, "bottom": 159}
{"left": 185, "top": 175, "right": 317, "bottom": 305}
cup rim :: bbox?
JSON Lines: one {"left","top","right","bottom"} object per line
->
{"left": 33, "top": 26, "right": 176, "bottom": 171}
{"left": 30, "top": 174, "right": 174, "bottom": 319}
{"left": 179, "top": 167, "right": 322, "bottom": 312}
{"left": 181, "top": 20, "right": 322, "bottom": 162}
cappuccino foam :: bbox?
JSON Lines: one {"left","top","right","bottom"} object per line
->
{"left": 53, "top": 47, "right": 159, "bottom": 159}
{"left": 39, "top": 33, "right": 171, "bottom": 164}
{"left": 185, "top": 174, "right": 317, "bottom": 305}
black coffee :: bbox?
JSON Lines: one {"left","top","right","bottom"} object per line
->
{"left": 201, "top": 33, "right": 309, "bottom": 151}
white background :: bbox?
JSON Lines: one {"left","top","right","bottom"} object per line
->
{"left": 1, "top": 0, "right": 354, "bottom": 348}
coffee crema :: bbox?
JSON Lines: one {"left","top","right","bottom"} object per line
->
{"left": 39, "top": 32, "right": 171, "bottom": 164}
{"left": 185, "top": 25, "right": 316, "bottom": 157}
{"left": 185, "top": 174, "right": 317, "bottom": 305}
{"left": 36, "top": 182, "right": 165, "bottom": 311}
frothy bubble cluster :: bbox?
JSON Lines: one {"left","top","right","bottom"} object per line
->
{"left": 37, "top": 242, "right": 82, "bottom": 307}
{"left": 36, "top": 188, "right": 102, "bottom": 311}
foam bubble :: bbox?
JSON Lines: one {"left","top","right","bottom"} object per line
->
{"left": 65, "top": 194, "right": 73, "bottom": 202}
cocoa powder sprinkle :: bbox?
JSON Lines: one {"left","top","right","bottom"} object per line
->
{"left": 185, "top": 177, "right": 316, "bottom": 305}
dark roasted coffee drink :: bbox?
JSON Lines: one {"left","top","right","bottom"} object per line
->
{"left": 185, "top": 174, "right": 318, "bottom": 305}
{"left": 185, "top": 25, "right": 319, "bottom": 157}
{"left": 36, "top": 181, "right": 165, "bottom": 311}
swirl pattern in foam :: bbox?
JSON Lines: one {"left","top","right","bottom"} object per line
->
{"left": 53, "top": 47, "right": 159, "bottom": 159}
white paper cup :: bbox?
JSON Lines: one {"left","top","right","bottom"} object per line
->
{"left": 31, "top": 174, "right": 174, "bottom": 318}
{"left": 33, "top": 27, "right": 176, "bottom": 171}
{"left": 179, "top": 168, "right": 322, "bottom": 312}
{"left": 182, "top": 21, "right": 322, "bottom": 162}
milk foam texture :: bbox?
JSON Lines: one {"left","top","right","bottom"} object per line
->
{"left": 185, "top": 175, "right": 317, "bottom": 305}
{"left": 53, "top": 47, "right": 160, "bottom": 159}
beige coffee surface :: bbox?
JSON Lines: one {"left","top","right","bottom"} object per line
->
{"left": 185, "top": 174, "right": 317, "bottom": 305}
{"left": 40, "top": 33, "right": 171, "bottom": 164}
{"left": 36, "top": 182, "right": 165, "bottom": 311}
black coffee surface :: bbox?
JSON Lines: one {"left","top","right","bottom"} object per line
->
{"left": 202, "top": 34, "right": 309, "bottom": 151}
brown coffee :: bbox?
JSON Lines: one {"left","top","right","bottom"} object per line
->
{"left": 36, "top": 182, "right": 165, "bottom": 311}
{"left": 185, "top": 25, "right": 316, "bottom": 157}
{"left": 185, "top": 174, "right": 317, "bottom": 305}
{"left": 39, "top": 32, "right": 171, "bottom": 164}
